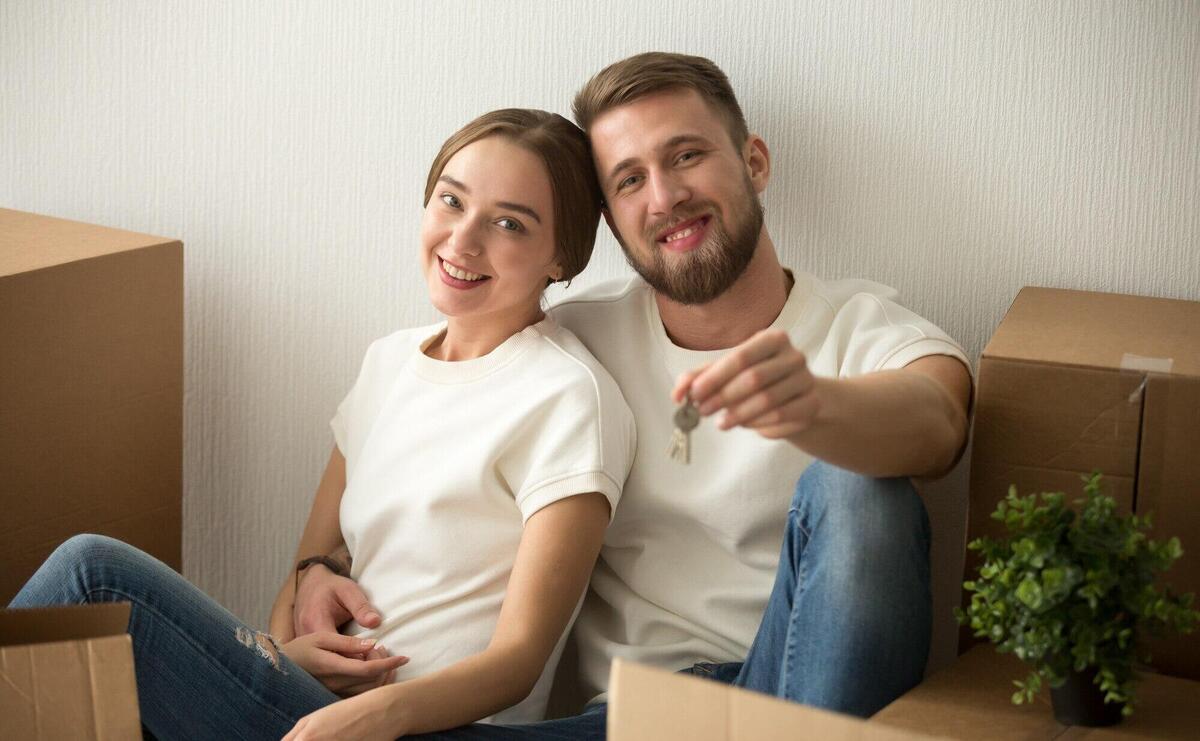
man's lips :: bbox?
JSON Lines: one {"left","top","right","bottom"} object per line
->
{"left": 656, "top": 216, "right": 710, "bottom": 253}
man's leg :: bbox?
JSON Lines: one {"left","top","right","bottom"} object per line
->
{"left": 9, "top": 534, "right": 339, "bottom": 740}
{"left": 734, "top": 461, "right": 932, "bottom": 717}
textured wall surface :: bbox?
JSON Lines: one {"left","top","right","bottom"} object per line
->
{"left": 3, "top": 1, "right": 1198, "bottom": 676}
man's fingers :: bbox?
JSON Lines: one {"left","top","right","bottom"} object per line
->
{"left": 689, "top": 330, "right": 792, "bottom": 406}
{"left": 672, "top": 364, "right": 710, "bottom": 403}
{"left": 742, "top": 392, "right": 823, "bottom": 438}
{"left": 336, "top": 580, "right": 382, "bottom": 628}
{"left": 700, "top": 353, "right": 806, "bottom": 417}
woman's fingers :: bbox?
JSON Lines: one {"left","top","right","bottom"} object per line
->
{"left": 313, "top": 632, "right": 378, "bottom": 657}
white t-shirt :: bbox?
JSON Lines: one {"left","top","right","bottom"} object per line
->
{"left": 331, "top": 316, "right": 635, "bottom": 723}
{"left": 550, "top": 272, "right": 969, "bottom": 703}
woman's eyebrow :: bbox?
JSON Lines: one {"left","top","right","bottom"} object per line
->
{"left": 496, "top": 201, "right": 541, "bottom": 224}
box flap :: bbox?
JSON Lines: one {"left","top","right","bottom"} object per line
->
{"left": 0, "top": 208, "right": 178, "bottom": 278}
{"left": 983, "top": 287, "right": 1200, "bottom": 377}
{"left": 0, "top": 603, "right": 131, "bottom": 647}
{"left": 607, "top": 659, "right": 946, "bottom": 740}
{"left": 0, "top": 632, "right": 141, "bottom": 739}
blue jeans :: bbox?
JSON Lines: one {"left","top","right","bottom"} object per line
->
{"left": 9, "top": 461, "right": 929, "bottom": 739}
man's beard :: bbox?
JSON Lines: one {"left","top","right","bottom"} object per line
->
{"left": 617, "top": 179, "right": 764, "bottom": 306}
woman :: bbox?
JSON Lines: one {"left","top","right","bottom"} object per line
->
{"left": 9, "top": 109, "right": 634, "bottom": 740}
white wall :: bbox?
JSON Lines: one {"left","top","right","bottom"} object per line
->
{"left": 3, "top": 1, "right": 1198, "bottom": 676}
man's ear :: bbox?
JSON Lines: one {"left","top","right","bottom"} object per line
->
{"left": 743, "top": 134, "right": 771, "bottom": 194}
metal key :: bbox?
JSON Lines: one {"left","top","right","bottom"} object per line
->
{"left": 667, "top": 396, "right": 701, "bottom": 464}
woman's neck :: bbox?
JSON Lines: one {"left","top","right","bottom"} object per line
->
{"left": 424, "top": 306, "right": 545, "bottom": 361}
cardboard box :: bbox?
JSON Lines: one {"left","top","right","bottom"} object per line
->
{"left": 0, "top": 602, "right": 141, "bottom": 739}
{"left": 607, "top": 658, "right": 947, "bottom": 740}
{"left": 0, "top": 208, "right": 183, "bottom": 604}
{"left": 874, "top": 645, "right": 1200, "bottom": 740}
{"left": 965, "top": 286, "right": 1200, "bottom": 678}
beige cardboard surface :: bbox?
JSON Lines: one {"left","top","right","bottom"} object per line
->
{"left": 874, "top": 645, "right": 1200, "bottom": 740}
{"left": 0, "top": 603, "right": 141, "bottom": 740}
{"left": 607, "top": 658, "right": 945, "bottom": 740}
{"left": 0, "top": 208, "right": 183, "bottom": 604}
{"left": 965, "top": 286, "right": 1200, "bottom": 679}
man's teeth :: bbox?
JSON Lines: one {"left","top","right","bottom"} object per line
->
{"left": 664, "top": 224, "right": 701, "bottom": 242}
{"left": 443, "top": 261, "right": 486, "bottom": 281}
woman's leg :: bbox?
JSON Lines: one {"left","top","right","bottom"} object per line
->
{"left": 733, "top": 461, "right": 932, "bottom": 717}
{"left": 9, "top": 534, "right": 339, "bottom": 740}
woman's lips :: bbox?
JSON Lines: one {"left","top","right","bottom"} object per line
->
{"left": 438, "top": 257, "right": 491, "bottom": 289}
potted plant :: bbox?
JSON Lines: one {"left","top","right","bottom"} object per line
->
{"left": 957, "top": 472, "right": 1199, "bottom": 725}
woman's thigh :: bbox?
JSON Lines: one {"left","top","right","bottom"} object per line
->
{"left": 10, "top": 534, "right": 339, "bottom": 740}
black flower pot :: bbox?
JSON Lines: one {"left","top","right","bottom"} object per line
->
{"left": 1050, "top": 667, "right": 1124, "bottom": 727}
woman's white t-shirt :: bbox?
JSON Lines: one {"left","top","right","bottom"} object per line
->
{"left": 331, "top": 316, "right": 635, "bottom": 723}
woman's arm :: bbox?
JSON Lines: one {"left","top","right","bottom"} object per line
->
{"left": 268, "top": 445, "right": 351, "bottom": 641}
{"left": 285, "top": 490, "right": 612, "bottom": 739}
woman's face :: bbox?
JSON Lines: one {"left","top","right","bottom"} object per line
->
{"left": 421, "top": 136, "right": 560, "bottom": 328}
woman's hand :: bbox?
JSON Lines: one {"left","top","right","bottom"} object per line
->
{"left": 283, "top": 687, "right": 400, "bottom": 741}
{"left": 281, "top": 632, "right": 408, "bottom": 696}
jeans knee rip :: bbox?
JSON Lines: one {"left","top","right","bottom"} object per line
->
{"left": 235, "top": 626, "right": 287, "bottom": 674}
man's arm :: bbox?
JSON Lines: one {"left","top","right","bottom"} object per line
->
{"left": 677, "top": 330, "right": 971, "bottom": 479}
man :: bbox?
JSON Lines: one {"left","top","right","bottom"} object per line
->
{"left": 293, "top": 52, "right": 971, "bottom": 738}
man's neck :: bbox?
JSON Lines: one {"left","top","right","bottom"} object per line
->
{"left": 656, "top": 228, "right": 793, "bottom": 351}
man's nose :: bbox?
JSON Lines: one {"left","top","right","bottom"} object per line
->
{"left": 647, "top": 170, "right": 690, "bottom": 217}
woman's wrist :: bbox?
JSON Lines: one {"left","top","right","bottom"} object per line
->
{"left": 375, "top": 682, "right": 414, "bottom": 737}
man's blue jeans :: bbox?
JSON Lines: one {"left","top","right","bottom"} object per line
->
{"left": 9, "top": 461, "right": 930, "bottom": 739}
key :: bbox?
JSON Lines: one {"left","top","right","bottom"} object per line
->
{"left": 667, "top": 396, "right": 701, "bottom": 464}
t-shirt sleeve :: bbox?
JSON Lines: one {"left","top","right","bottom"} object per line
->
{"left": 502, "top": 369, "right": 636, "bottom": 525}
{"left": 825, "top": 290, "right": 971, "bottom": 378}
{"left": 330, "top": 337, "right": 392, "bottom": 477}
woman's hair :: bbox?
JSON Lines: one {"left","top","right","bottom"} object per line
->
{"left": 572, "top": 52, "right": 749, "bottom": 150}
{"left": 423, "top": 109, "right": 602, "bottom": 284}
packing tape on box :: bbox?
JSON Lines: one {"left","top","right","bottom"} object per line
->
{"left": 1121, "top": 354, "right": 1173, "bottom": 403}
{"left": 1120, "top": 353, "right": 1174, "bottom": 374}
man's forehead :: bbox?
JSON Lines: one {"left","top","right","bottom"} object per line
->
{"left": 588, "top": 88, "right": 727, "bottom": 161}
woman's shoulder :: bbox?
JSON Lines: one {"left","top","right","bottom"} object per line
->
{"left": 524, "top": 319, "right": 631, "bottom": 411}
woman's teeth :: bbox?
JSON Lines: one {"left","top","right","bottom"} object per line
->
{"left": 442, "top": 260, "right": 486, "bottom": 281}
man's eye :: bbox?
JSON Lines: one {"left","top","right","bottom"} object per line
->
{"left": 440, "top": 193, "right": 461, "bottom": 208}
{"left": 497, "top": 217, "right": 523, "bottom": 232}
{"left": 677, "top": 150, "right": 701, "bottom": 164}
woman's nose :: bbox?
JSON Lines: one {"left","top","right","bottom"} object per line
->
{"left": 448, "top": 220, "right": 483, "bottom": 256}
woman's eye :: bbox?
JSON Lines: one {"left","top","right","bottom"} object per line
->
{"left": 440, "top": 193, "right": 461, "bottom": 208}
{"left": 497, "top": 217, "right": 523, "bottom": 232}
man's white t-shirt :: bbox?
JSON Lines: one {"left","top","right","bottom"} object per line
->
{"left": 551, "top": 272, "right": 969, "bottom": 703}
{"left": 331, "top": 316, "right": 635, "bottom": 723}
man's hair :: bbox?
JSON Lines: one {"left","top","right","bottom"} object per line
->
{"left": 423, "top": 108, "right": 602, "bottom": 284}
{"left": 572, "top": 52, "right": 749, "bottom": 149}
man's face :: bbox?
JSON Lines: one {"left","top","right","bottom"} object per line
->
{"left": 589, "top": 87, "right": 764, "bottom": 305}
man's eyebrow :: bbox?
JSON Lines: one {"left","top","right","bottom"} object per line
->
{"left": 605, "top": 134, "right": 714, "bottom": 185}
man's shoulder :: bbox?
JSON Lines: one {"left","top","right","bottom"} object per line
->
{"left": 801, "top": 273, "right": 903, "bottom": 315}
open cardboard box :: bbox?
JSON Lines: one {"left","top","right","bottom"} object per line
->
{"left": 607, "top": 658, "right": 948, "bottom": 740}
{"left": 0, "top": 602, "right": 141, "bottom": 739}
{"left": 966, "top": 286, "right": 1200, "bottom": 679}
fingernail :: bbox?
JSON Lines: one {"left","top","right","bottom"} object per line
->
{"left": 359, "top": 638, "right": 375, "bottom": 648}
{"left": 365, "top": 611, "right": 381, "bottom": 622}
{"left": 699, "top": 402, "right": 717, "bottom": 415}
{"left": 719, "top": 414, "right": 732, "bottom": 429}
